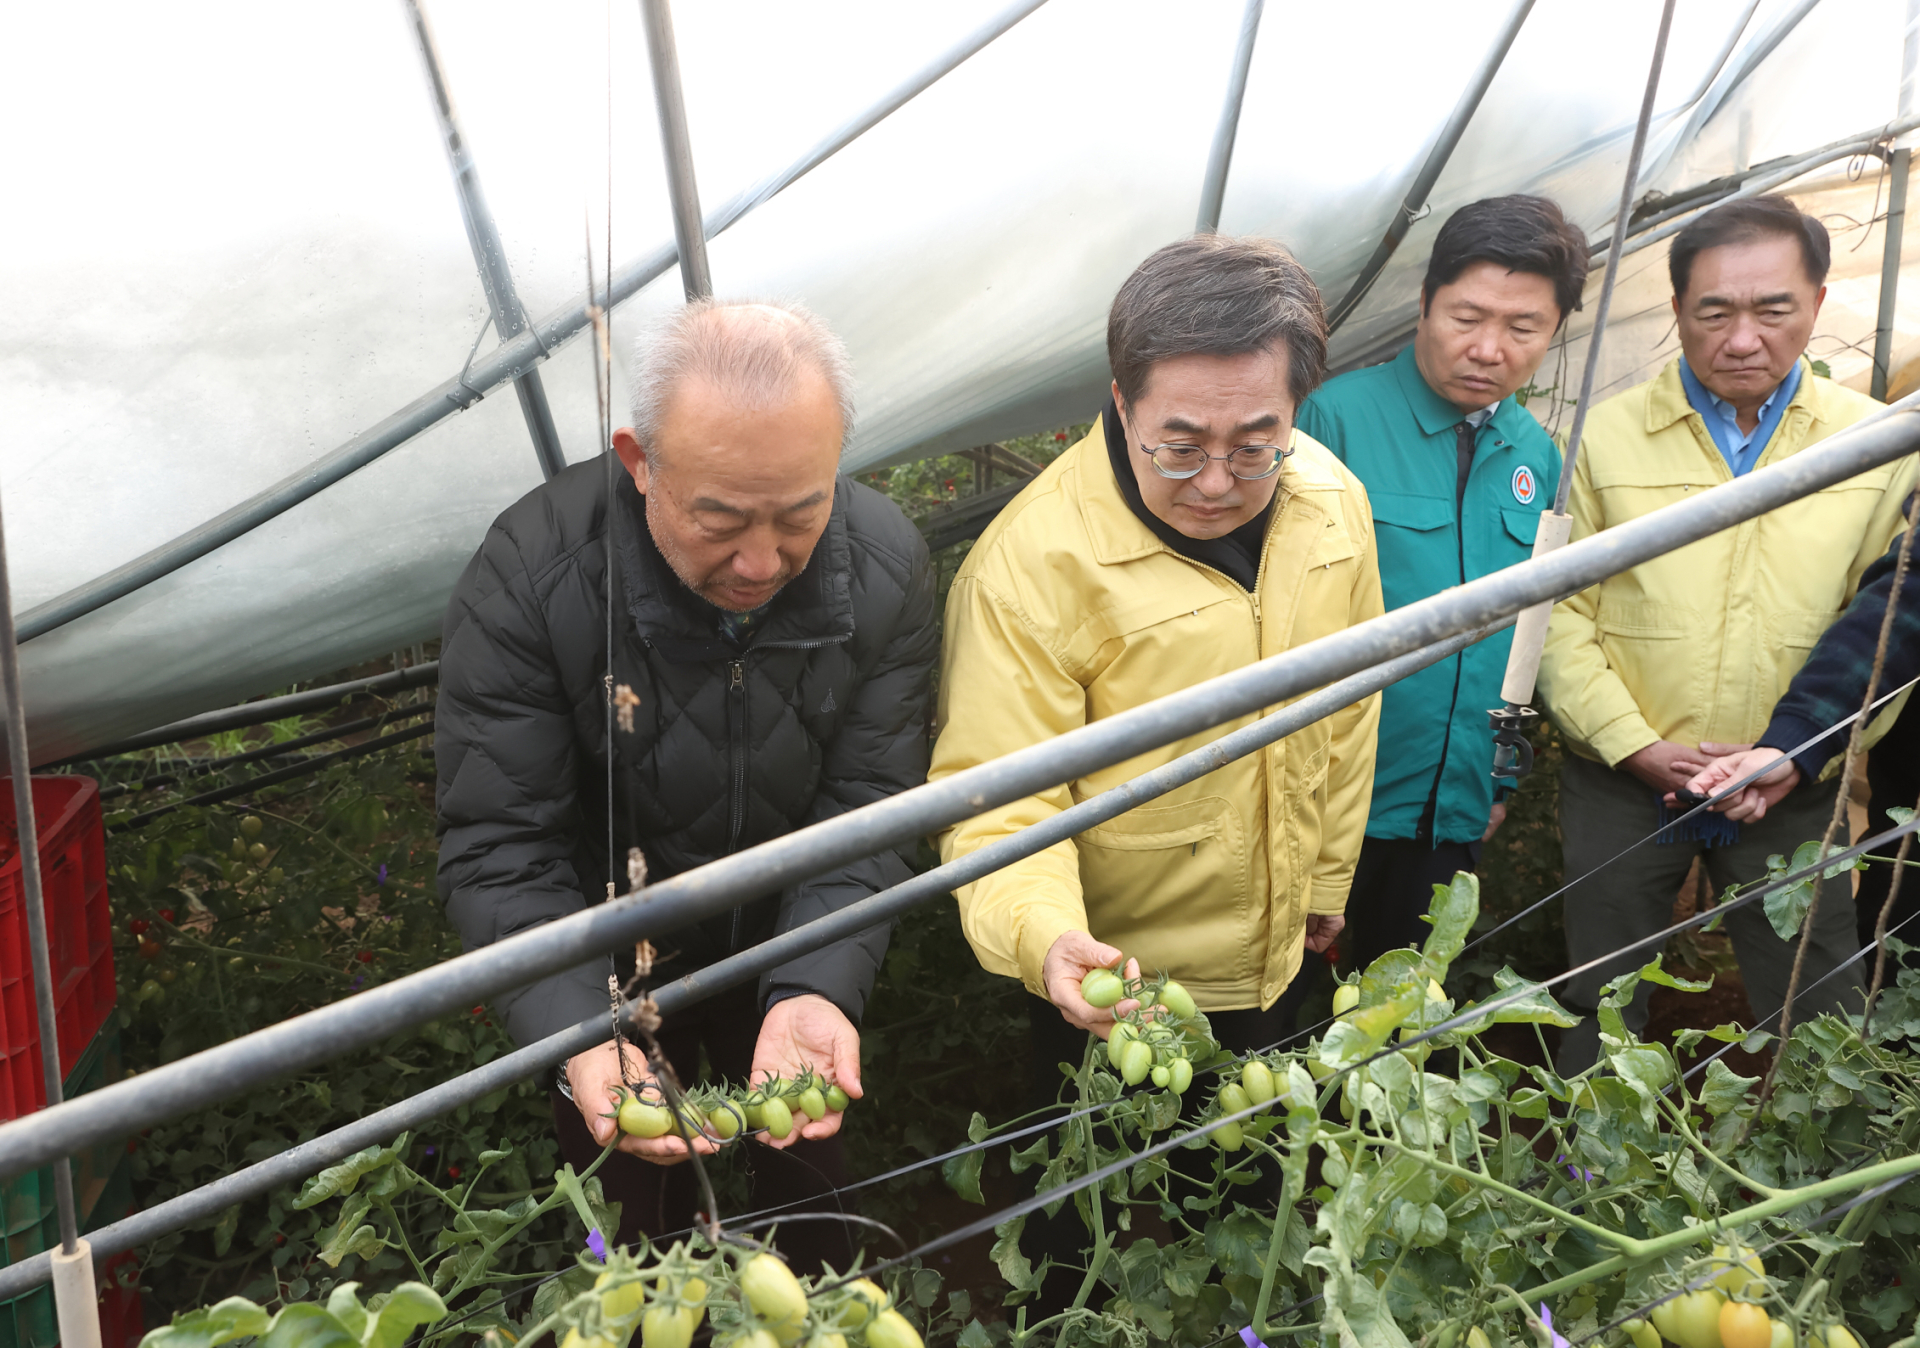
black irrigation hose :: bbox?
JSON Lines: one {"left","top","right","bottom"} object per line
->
{"left": 96, "top": 707, "right": 432, "bottom": 802}
{"left": 107, "top": 720, "right": 435, "bottom": 831}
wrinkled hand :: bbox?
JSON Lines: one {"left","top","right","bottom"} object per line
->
{"left": 1043, "top": 930, "right": 1141, "bottom": 1039}
{"left": 750, "top": 994, "right": 861, "bottom": 1149}
{"left": 1675, "top": 743, "right": 1800, "bottom": 823}
{"left": 1483, "top": 800, "right": 1508, "bottom": 841}
{"left": 566, "top": 1039, "right": 719, "bottom": 1168}
{"left": 1303, "top": 914, "right": 1345, "bottom": 954}
{"left": 1621, "top": 739, "right": 1706, "bottom": 792}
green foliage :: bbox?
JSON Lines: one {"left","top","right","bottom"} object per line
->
{"left": 100, "top": 731, "right": 567, "bottom": 1320}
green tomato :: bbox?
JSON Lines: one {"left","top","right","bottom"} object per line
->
{"left": 742, "top": 1100, "right": 766, "bottom": 1130}
{"left": 1212, "top": 1120, "right": 1244, "bottom": 1151}
{"left": 865, "top": 1310, "right": 923, "bottom": 1348}
{"left": 1107, "top": 1021, "right": 1135, "bottom": 1067}
{"left": 1241, "top": 1060, "right": 1276, "bottom": 1106}
{"left": 1150, "top": 1064, "right": 1170, "bottom": 1089}
{"left": 1155, "top": 980, "right": 1197, "bottom": 1020}
{"left": 1331, "top": 983, "right": 1360, "bottom": 1016}
{"left": 761, "top": 1096, "right": 795, "bottom": 1140}
{"left": 1466, "top": 1331, "right": 1491, "bottom": 1348}
{"left": 1218, "top": 1082, "right": 1252, "bottom": 1116}
{"left": 1120, "top": 1039, "right": 1153, "bottom": 1086}
{"left": 1709, "top": 1243, "right": 1765, "bottom": 1296}
{"left": 595, "top": 1272, "right": 646, "bottom": 1321}
{"left": 739, "top": 1254, "right": 808, "bottom": 1333}
{"left": 619, "top": 1096, "right": 674, "bottom": 1139}
{"left": 797, "top": 1086, "right": 828, "bottom": 1121}
{"left": 824, "top": 1084, "right": 851, "bottom": 1112}
{"left": 835, "top": 1279, "right": 888, "bottom": 1329}
{"left": 240, "top": 815, "right": 264, "bottom": 839}
{"left": 1168, "top": 1057, "right": 1193, "bottom": 1095}
{"left": 641, "top": 1306, "right": 695, "bottom": 1348}
{"left": 1654, "top": 1290, "right": 1726, "bottom": 1348}
{"left": 1080, "top": 967, "right": 1124, "bottom": 1008}
{"left": 707, "top": 1103, "right": 743, "bottom": 1140}
{"left": 1622, "top": 1319, "right": 1661, "bottom": 1348}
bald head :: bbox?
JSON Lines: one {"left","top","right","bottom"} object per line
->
{"left": 628, "top": 300, "right": 854, "bottom": 464}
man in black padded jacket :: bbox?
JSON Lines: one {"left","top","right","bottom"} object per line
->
{"left": 435, "top": 300, "right": 937, "bottom": 1246}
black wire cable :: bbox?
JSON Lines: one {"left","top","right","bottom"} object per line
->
{"left": 836, "top": 815, "right": 1920, "bottom": 1289}
{"left": 96, "top": 706, "right": 429, "bottom": 801}
{"left": 107, "top": 720, "right": 435, "bottom": 831}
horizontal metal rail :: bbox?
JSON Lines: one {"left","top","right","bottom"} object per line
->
{"left": 15, "top": 0, "right": 1051, "bottom": 646}
{"left": 0, "top": 616, "right": 1501, "bottom": 1299}
{"left": 2, "top": 396, "right": 1915, "bottom": 1181}
{"left": 44, "top": 662, "right": 440, "bottom": 768}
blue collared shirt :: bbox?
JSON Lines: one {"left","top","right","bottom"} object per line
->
{"left": 1678, "top": 358, "right": 1802, "bottom": 476}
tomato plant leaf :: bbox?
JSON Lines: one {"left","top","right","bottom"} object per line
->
{"left": 1699, "top": 1059, "right": 1759, "bottom": 1116}
{"left": 1418, "top": 872, "right": 1480, "bottom": 976}
{"left": 293, "top": 1136, "right": 410, "bottom": 1210}
{"left": 990, "top": 1215, "right": 1038, "bottom": 1295}
{"left": 942, "top": 1146, "right": 986, "bottom": 1205}
{"left": 361, "top": 1282, "right": 448, "bottom": 1348}
{"left": 257, "top": 1303, "right": 360, "bottom": 1348}
{"left": 140, "top": 1297, "right": 273, "bottom": 1348}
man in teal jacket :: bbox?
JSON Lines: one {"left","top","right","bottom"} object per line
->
{"left": 1296, "top": 195, "right": 1588, "bottom": 973}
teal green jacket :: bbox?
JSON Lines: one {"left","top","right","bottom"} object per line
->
{"left": 1296, "top": 345, "right": 1560, "bottom": 845}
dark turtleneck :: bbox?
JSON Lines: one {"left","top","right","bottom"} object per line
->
{"left": 1102, "top": 397, "right": 1274, "bottom": 591}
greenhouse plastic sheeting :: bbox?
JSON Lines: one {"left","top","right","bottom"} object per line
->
{"left": 2, "top": 0, "right": 1911, "bottom": 761}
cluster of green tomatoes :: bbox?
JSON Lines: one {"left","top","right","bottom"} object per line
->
{"left": 1080, "top": 963, "right": 1208, "bottom": 1093}
{"left": 557, "top": 1245, "right": 921, "bottom": 1348}
{"left": 613, "top": 1070, "right": 852, "bottom": 1145}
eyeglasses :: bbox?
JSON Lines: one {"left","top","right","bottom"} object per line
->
{"left": 1136, "top": 436, "right": 1293, "bottom": 481}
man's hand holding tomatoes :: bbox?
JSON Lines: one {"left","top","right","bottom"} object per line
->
{"left": 1676, "top": 743, "right": 1801, "bottom": 822}
{"left": 750, "top": 993, "right": 861, "bottom": 1150}
{"left": 1044, "top": 930, "right": 1142, "bottom": 1038}
{"left": 565, "top": 1040, "right": 721, "bottom": 1168}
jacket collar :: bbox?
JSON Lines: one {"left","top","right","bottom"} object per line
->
{"left": 612, "top": 470, "right": 856, "bottom": 662}
{"left": 1078, "top": 412, "right": 1333, "bottom": 567}
{"left": 1645, "top": 354, "right": 1817, "bottom": 437}
{"left": 1391, "top": 343, "right": 1479, "bottom": 437}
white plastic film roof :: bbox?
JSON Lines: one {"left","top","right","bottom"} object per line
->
{"left": 4, "top": 0, "right": 1915, "bottom": 761}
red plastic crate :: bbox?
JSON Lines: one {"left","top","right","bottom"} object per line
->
{"left": 93, "top": 1243, "right": 143, "bottom": 1348}
{"left": 0, "top": 777, "right": 113, "bottom": 1120}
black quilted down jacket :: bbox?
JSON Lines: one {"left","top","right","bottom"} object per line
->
{"left": 435, "top": 458, "right": 938, "bottom": 1047}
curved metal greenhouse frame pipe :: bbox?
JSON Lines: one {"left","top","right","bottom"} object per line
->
{"left": 0, "top": 617, "right": 1505, "bottom": 1299}
{"left": 1323, "top": 0, "right": 1536, "bottom": 333}
{"left": 14, "top": 0, "right": 1052, "bottom": 645}
{"left": 1, "top": 393, "right": 1917, "bottom": 1185}
{"left": 1194, "top": 0, "right": 1263, "bottom": 234}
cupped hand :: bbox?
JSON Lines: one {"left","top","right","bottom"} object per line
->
{"left": 565, "top": 1039, "right": 720, "bottom": 1168}
{"left": 750, "top": 994, "right": 861, "bottom": 1148}
{"left": 1303, "top": 914, "right": 1346, "bottom": 954}
{"left": 1674, "top": 743, "right": 1800, "bottom": 823}
{"left": 1043, "top": 930, "right": 1141, "bottom": 1039}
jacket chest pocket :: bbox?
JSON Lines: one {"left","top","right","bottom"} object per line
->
{"left": 1367, "top": 492, "right": 1450, "bottom": 607}
{"left": 1076, "top": 796, "right": 1250, "bottom": 978}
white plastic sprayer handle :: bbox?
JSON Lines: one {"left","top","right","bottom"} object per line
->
{"left": 51, "top": 1238, "right": 101, "bottom": 1348}
{"left": 1500, "top": 508, "right": 1576, "bottom": 707}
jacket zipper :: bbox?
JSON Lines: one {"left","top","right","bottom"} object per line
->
{"left": 726, "top": 656, "right": 747, "bottom": 950}
{"left": 1420, "top": 425, "right": 1479, "bottom": 841}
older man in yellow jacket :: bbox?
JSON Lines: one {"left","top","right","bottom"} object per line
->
{"left": 931, "top": 233, "right": 1381, "bottom": 1075}
{"left": 1539, "top": 196, "right": 1916, "bottom": 1073}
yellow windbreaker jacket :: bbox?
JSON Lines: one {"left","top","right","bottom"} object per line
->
{"left": 929, "top": 419, "right": 1383, "bottom": 1011}
{"left": 1539, "top": 358, "right": 1914, "bottom": 767}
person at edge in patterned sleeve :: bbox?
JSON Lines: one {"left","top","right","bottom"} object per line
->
{"left": 928, "top": 235, "right": 1382, "bottom": 1311}
{"left": 1536, "top": 195, "right": 1918, "bottom": 1074}
{"left": 1291, "top": 195, "right": 1589, "bottom": 1003}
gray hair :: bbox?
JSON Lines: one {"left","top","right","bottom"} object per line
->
{"left": 628, "top": 299, "right": 855, "bottom": 457}
{"left": 1108, "top": 235, "right": 1327, "bottom": 409}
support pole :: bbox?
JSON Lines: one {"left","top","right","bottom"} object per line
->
{"left": 401, "top": 0, "right": 567, "bottom": 480}
{"left": 0, "top": 484, "right": 96, "bottom": 1341}
{"left": 1873, "top": 0, "right": 1920, "bottom": 402}
{"left": 1496, "top": 0, "right": 1676, "bottom": 730}
{"left": 1195, "top": 0, "right": 1263, "bottom": 234}
{"left": 1324, "top": 0, "right": 1535, "bottom": 332}
{"left": 639, "top": 0, "right": 712, "bottom": 302}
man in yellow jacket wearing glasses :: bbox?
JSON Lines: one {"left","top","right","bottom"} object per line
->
{"left": 931, "top": 231, "right": 1381, "bottom": 1081}
{"left": 1539, "top": 196, "right": 1915, "bottom": 1073}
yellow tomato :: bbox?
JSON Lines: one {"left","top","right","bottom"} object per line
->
{"left": 1709, "top": 1244, "right": 1765, "bottom": 1296}
{"left": 1466, "top": 1329, "right": 1493, "bottom": 1348}
{"left": 1719, "top": 1303, "right": 1771, "bottom": 1348}
{"left": 1331, "top": 984, "right": 1360, "bottom": 1016}
{"left": 1622, "top": 1318, "right": 1661, "bottom": 1348}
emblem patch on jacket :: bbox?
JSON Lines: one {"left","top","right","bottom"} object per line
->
{"left": 1511, "top": 465, "right": 1537, "bottom": 505}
